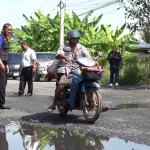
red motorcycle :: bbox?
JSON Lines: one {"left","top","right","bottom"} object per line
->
{"left": 45, "top": 60, "right": 57, "bottom": 81}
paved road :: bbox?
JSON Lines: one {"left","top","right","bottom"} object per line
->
{"left": 1, "top": 80, "right": 150, "bottom": 146}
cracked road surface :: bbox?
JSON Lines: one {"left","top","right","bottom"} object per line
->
{"left": 0, "top": 80, "right": 150, "bottom": 146}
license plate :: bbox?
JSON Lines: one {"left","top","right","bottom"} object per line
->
{"left": 13, "top": 72, "right": 19, "bottom": 76}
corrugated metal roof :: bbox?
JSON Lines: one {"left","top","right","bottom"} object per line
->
{"left": 139, "top": 42, "right": 150, "bottom": 48}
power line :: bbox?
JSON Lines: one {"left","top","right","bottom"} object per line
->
{"left": 66, "top": 3, "right": 104, "bottom": 11}
{"left": 68, "top": 0, "right": 98, "bottom": 7}
{"left": 77, "top": 0, "right": 118, "bottom": 17}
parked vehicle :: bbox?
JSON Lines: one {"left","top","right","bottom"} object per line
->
{"left": 7, "top": 52, "right": 22, "bottom": 80}
{"left": 34, "top": 52, "right": 56, "bottom": 81}
{"left": 56, "top": 47, "right": 104, "bottom": 123}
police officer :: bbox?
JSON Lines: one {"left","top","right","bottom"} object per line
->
{"left": 0, "top": 23, "right": 12, "bottom": 109}
{"left": 107, "top": 45, "right": 122, "bottom": 87}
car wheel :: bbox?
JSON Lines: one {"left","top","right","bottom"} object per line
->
{"left": 48, "top": 77, "right": 52, "bottom": 82}
{"left": 13, "top": 77, "right": 17, "bottom": 80}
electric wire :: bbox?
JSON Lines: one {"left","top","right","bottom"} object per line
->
{"left": 68, "top": 0, "right": 99, "bottom": 6}
{"left": 78, "top": 1, "right": 118, "bottom": 17}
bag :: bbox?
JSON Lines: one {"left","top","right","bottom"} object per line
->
{"left": 81, "top": 66, "right": 104, "bottom": 80}
{"left": 48, "top": 59, "right": 59, "bottom": 76}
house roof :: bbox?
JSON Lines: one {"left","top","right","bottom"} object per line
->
{"left": 139, "top": 42, "right": 150, "bottom": 49}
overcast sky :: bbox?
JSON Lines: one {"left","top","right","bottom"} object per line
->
{"left": 0, "top": 0, "right": 132, "bottom": 36}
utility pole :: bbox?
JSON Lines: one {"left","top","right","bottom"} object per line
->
{"left": 59, "top": 0, "right": 65, "bottom": 47}
{"left": 121, "top": 41, "right": 126, "bottom": 57}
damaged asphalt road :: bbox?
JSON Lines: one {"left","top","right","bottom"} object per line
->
{"left": 0, "top": 80, "right": 150, "bottom": 146}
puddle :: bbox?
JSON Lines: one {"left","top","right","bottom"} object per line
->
{"left": 111, "top": 103, "right": 150, "bottom": 110}
{"left": 0, "top": 121, "right": 150, "bottom": 150}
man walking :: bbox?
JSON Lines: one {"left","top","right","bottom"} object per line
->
{"left": 18, "top": 42, "right": 36, "bottom": 96}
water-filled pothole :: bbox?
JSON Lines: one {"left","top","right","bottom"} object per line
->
{"left": 0, "top": 121, "right": 149, "bottom": 150}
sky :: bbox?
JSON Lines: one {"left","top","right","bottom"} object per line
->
{"left": 0, "top": 0, "right": 137, "bottom": 37}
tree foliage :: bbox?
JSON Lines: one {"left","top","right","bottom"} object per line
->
{"left": 101, "top": 24, "right": 136, "bottom": 53}
{"left": 12, "top": 10, "right": 134, "bottom": 55}
{"left": 139, "top": 22, "right": 150, "bottom": 43}
{"left": 118, "top": 0, "right": 150, "bottom": 33}
{"left": 13, "top": 10, "right": 60, "bottom": 52}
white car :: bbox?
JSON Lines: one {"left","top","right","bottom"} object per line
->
{"left": 34, "top": 52, "right": 56, "bottom": 81}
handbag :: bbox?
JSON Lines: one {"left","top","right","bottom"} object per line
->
{"left": 48, "top": 59, "right": 59, "bottom": 76}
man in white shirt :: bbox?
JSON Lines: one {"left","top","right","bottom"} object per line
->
{"left": 19, "top": 125, "right": 40, "bottom": 150}
{"left": 17, "top": 42, "right": 36, "bottom": 96}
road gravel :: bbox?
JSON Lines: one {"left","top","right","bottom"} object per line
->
{"left": 0, "top": 80, "right": 150, "bottom": 146}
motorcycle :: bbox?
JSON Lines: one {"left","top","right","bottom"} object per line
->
{"left": 55, "top": 128, "right": 107, "bottom": 150}
{"left": 45, "top": 60, "right": 57, "bottom": 81}
{"left": 57, "top": 47, "right": 104, "bottom": 123}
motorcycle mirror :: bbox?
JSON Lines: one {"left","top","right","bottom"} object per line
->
{"left": 63, "top": 46, "right": 71, "bottom": 52}
{"left": 98, "top": 52, "right": 103, "bottom": 57}
{"left": 95, "top": 52, "right": 103, "bottom": 59}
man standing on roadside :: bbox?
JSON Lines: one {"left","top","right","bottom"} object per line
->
{"left": 0, "top": 23, "right": 12, "bottom": 109}
{"left": 17, "top": 42, "right": 36, "bottom": 96}
{"left": 107, "top": 45, "right": 122, "bottom": 87}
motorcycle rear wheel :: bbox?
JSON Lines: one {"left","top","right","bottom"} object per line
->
{"left": 83, "top": 87, "right": 102, "bottom": 123}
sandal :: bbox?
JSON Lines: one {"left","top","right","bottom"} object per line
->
{"left": 47, "top": 105, "right": 56, "bottom": 112}
{"left": 101, "top": 105, "right": 110, "bottom": 113}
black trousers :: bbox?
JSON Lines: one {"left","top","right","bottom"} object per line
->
{"left": 19, "top": 66, "right": 33, "bottom": 94}
{"left": 109, "top": 64, "right": 120, "bottom": 83}
{"left": 0, "top": 66, "right": 7, "bottom": 106}
{"left": 0, "top": 126, "right": 8, "bottom": 150}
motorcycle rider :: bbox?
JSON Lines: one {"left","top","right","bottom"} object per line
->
{"left": 47, "top": 29, "right": 93, "bottom": 112}
{"left": 47, "top": 29, "right": 109, "bottom": 112}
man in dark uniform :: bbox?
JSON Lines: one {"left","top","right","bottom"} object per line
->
{"left": 107, "top": 45, "right": 122, "bottom": 87}
{"left": 0, "top": 23, "right": 12, "bottom": 109}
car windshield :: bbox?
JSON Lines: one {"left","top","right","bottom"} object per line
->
{"left": 36, "top": 53, "right": 56, "bottom": 61}
{"left": 9, "top": 53, "right": 22, "bottom": 64}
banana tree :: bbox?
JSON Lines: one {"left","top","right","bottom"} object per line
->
{"left": 12, "top": 10, "right": 135, "bottom": 55}
{"left": 13, "top": 10, "right": 60, "bottom": 52}
{"left": 101, "top": 24, "right": 137, "bottom": 54}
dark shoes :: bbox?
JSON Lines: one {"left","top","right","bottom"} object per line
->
{"left": 14, "top": 92, "right": 32, "bottom": 96}
{"left": 0, "top": 105, "right": 11, "bottom": 109}
{"left": 17, "top": 92, "right": 24, "bottom": 96}
{"left": 101, "top": 105, "right": 110, "bottom": 113}
{"left": 16, "top": 92, "right": 32, "bottom": 96}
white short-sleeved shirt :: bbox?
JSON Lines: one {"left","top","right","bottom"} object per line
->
{"left": 22, "top": 134, "right": 40, "bottom": 150}
{"left": 21, "top": 47, "right": 36, "bottom": 68}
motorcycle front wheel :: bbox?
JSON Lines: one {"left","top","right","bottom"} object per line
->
{"left": 57, "top": 102, "right": 69, "bottom": 115}
{"left": 83, "top": 87, "right": 102, "bottom": 123}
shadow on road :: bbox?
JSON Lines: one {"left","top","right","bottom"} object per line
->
{"left": 21, "top": 112, "right": 90, "bottom": 125}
